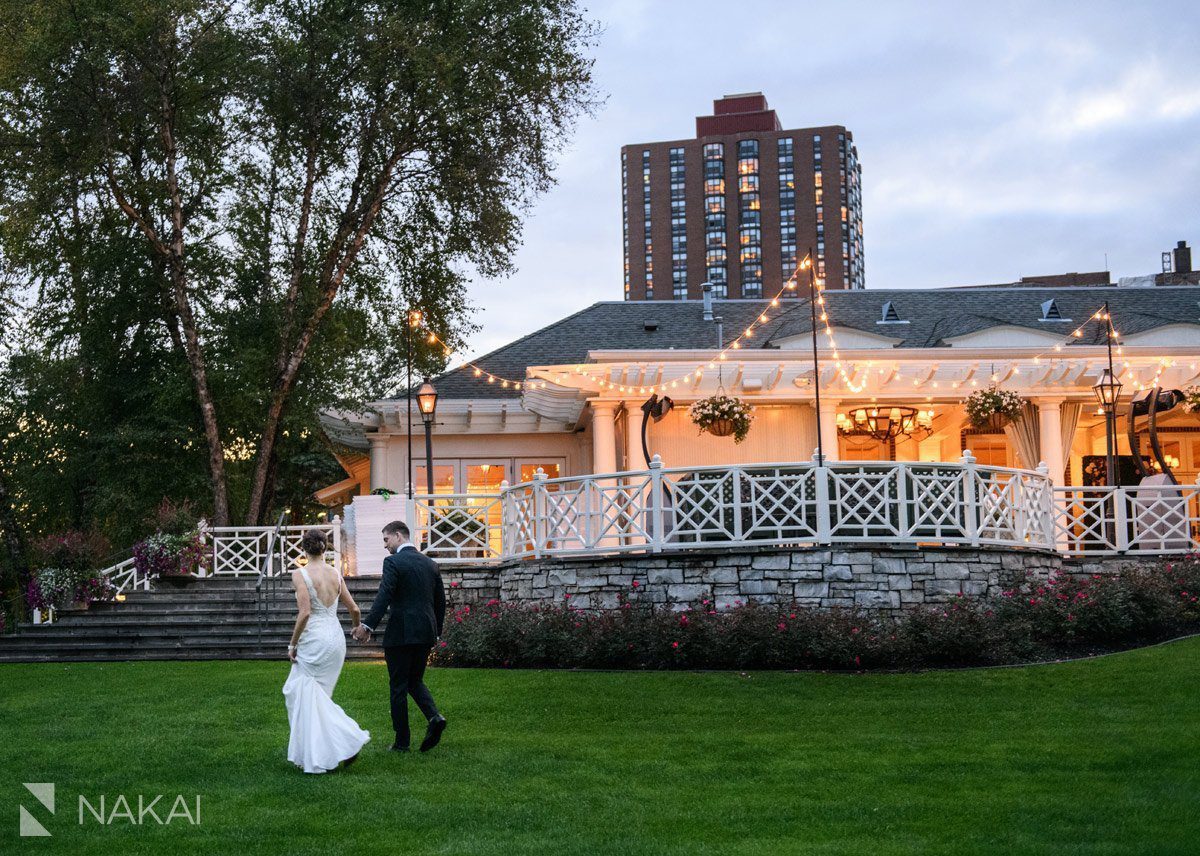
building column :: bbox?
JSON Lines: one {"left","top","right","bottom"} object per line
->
{"left": 817, "top": 398, "right": 841, "bottom": 461}
{"left": 1037, "top": 397, "right": 1066, "bottom": 486}
{"left": 367, "top": 434, "right": 391, "bottom": 492}
{"left": 591, "top": 402, "right": 618, "bottom": 475}
{"left": 625, "top": 401, "right": 647, "bottom": 470}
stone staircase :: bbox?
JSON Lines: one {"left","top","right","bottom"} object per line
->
{"left": 0, "top": 577, "right": 393, "bottom": 663}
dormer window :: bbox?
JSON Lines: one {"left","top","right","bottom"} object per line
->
{"left": 1039, "top": 299, "right": 1070, "bottom": 322}
{"left": 876, "top": 300, "right": 909, "bottom": 324}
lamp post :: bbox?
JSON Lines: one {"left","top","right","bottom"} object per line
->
{"left": 417, "top": 378, "right": 439, "bottom": 496}
{"left": 805, "top": 249, "right": 824, "bottom": 462}
{"left": 403, "top": 309, "right": 422, "bottom": 499}
{"left": 1092, "top": 301, "right": 1122, "bottom": 487}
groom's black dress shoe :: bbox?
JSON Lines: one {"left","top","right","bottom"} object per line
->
{"left": 419, "top": 715, "right": 447, "bottom": 752}
{"left": 389, "top": 742, "right": 410, "bottom": 752}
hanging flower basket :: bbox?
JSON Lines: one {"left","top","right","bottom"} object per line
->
{"left": 690, "top": 394, "right": 754, "bottom": 444}
{"left": 1182, "top": 386, "right": 1200, "bottom": 415}
{"left": 964, "top": 387, "right": 1026, "bottom": 431}
{"left": 707, "top": 417, "right": 736, "bottom": 437}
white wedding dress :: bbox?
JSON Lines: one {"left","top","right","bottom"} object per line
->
{"left": 282, "top": 567, "right": 370, "bottom": 773}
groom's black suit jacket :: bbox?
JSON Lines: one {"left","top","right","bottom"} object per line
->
{"left": 363, "top": 546, "right": 446, "bottom": 648}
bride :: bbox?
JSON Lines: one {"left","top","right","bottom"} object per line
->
{"left": 282, "top": 529, "right": 370, "bottom": 773}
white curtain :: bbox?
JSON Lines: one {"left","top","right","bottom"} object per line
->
{"left": 1004, "top": 402, "right": 1041, "bottom": 469}
{"left": 1060, "top": 401, "right": 1083, "bottom": 472}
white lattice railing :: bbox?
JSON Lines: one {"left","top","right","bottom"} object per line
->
{"left": 412, "top": 494, "right": 503, "bottom": 562}
{"left": 497, "top": 453, "right": 1058, "bottom": 559}
{"left": 1051, "top": 483, "right": 1200, "bottom": 556}
{"left": 205, "top": 520, "right": 341, "bottom": 576}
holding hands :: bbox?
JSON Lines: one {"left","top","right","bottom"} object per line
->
{"left": 351, "top": 623, "right": 372, "bottom": 643}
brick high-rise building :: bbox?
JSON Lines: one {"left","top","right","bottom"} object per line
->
{"left": 621, "top": 93, "right": 864, "bottom": 300}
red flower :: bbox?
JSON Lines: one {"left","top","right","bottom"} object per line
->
{"left": 439, "top": 641, "right": 447, "bottom": 648}
{"left": 450, "top": 581, "right": 461, "bottom": 588}
{"left": 671, "top": 641, "right": 679, "bottom": 649}
{"left": 777, "top": 622, "right": 787, "bottom": 631}
{"left": 631, "top": 580, "right": 640, "bottom": 588}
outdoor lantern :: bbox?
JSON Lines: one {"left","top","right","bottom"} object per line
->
{"left": 417, "top": 378, "right": 439, "bottom": 424}
{"left": 1093, "top": 369, "right": 1122, "bottom": 411}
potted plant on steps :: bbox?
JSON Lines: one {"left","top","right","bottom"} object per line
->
{"left": 689, "top": 393, "right": 755, "bottom": 443}
{"left": 135, "top": 531, "right": 207, "bottom": 588}
{"left": 964, "top": 386, "right": 1027, "bottom": 433}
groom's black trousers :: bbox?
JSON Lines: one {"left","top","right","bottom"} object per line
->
{"left": 383, "top": 644, "right": 439, "bottom": 746}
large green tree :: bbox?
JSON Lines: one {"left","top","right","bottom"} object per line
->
{"left": 0, "top": 0, "right": 597, "bottom": 525}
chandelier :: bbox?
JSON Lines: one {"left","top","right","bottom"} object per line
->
{"left": 837, "top": 406, "right": 934, "bottom": 442}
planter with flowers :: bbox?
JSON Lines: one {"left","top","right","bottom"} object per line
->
{"left": 1182, "top": 386, "right": 1200, "bottom": 415}
{"left": 690, "top": 394, "right": 755, "bottom": 444}
{"left": 25, "top": 567, "right": 115, "bottom": 614}
{"left": 964, "top": 387, "right": 1027, "bottom": 432}
{"left": 134, "top": 531, "right": 207, "bottom": 588}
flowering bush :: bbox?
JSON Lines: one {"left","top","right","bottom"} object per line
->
{"left": 133, "top": 531, "right": 206, "bottom": 578}
{"left": 963, "top": 387, "right": 1026, "bottom": 430}
{"left": 1182, "top": 386, "right": 1200, "bottom": 415}
{"left": 24, "top": 567, "right": 115, "bottom": 611}
{"left": 432, "top": 555, "right": 1200, "bottom": 671}
{"left": 30, "top": 531, "right": 111, "bottom": 575}
{"left": 689, "top": 394, "right": 754, "bottom": 443}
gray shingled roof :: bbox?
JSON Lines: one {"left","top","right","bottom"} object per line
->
{"left": 401, "top": 285, "right": 1200, "bottom": 401}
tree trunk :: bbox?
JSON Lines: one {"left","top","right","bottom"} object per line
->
{"left": 243, "top": 147, "right": 405, "bottom": 525}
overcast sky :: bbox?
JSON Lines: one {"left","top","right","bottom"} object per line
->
{"left": 457, "top": 0, "right": 1200, "bottom": 359}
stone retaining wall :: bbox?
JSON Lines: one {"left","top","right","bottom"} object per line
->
{"left": 440, "top": 545, "right": 1076, "bottom": 614}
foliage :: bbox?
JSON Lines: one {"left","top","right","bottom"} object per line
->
{"left": 435, "top": 556, "right": 1200, "bottom": 671}
{"left": 0, "top": 0, "right": 599, "bottom": 526}
{"left": 963, "top": 386, "right": 1026, "bottom": 430}
{"left": 132, "top": 531, "right": 206, "bottom": 578}
{"left": 1182, "top": 385, "right": 1200, "bottom": 415}
{"left": 689, "top": 394, "right": 755, "bottom": 443}
{"left": 29, "top": 531, "right": 111, "bottom": 575}
{"left": 147, "top": 499, "right": 202, "bottom": 538}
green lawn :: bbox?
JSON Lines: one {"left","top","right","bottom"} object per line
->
{"left": 2, "top": 641, "right": 1199, "bottom": 855}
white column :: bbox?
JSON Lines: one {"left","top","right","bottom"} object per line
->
{"left": 817, "top": 398, "right": 841, "bottom": 461}
{"left": 1037, "top": 398, "right": 1065, "bottom": 486}
{"left": 591, "top": 402, "right": 617, "bottom": 475}
{"left": 625, "top": 402, "right": 647, "bottom": 470}
{"left": 367, "top": 434, "right": 390, "bottom": 491}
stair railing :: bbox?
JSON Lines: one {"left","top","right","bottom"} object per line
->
{"left": 255, "top": 512, "right": 287, "bottom": 646}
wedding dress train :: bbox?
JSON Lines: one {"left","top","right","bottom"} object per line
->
{"left": 282, "top": 567, "right": 370, "bottom": 773}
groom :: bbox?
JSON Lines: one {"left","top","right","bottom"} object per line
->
{"left": 353, "top": 520, "right": 447, "bottom": 753}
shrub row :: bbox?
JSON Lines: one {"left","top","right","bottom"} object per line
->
{"left": 432, "top": 556, "right": 1200, "bottom": 671}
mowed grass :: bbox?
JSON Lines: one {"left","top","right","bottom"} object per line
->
{"left": 2, "top": 641, "right": 1200, "bottom": 855}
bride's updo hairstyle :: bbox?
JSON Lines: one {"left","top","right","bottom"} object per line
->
{"left": 301, "top": 529, "right": 328, "bottom": 557}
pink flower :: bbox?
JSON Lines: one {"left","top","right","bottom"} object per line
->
{"left": 450, "top": 581, "right": 460, "bottom": 588}
{"left": 439, "top": 641, "right": 447, "bottom": 648}
{"left": 777, "top": 622, "right": 787, "bottom": 631}
{"left": 671, "top": 641, "right": 679, "bottom": 649}
{"left": 631, "top": 580, "right": 640, "bottom": 588}
{"left": 563, "top": 593, "right": 572, "bottom": 600}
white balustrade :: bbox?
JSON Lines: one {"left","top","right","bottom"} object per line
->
{"left": 205, "top": 520, "right": 341, "bottom": 576}
{"left": 497, "top": 454, "right": 1060, "bottom": 559}
{"left": 1050, "top": 482, "right": 1200, "bottom": 556}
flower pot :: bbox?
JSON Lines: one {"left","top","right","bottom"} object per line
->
{"left": 706, "top": 418, "right": 736, "bottom": 437}
{"left": 973, "top": 413, "right": 1010, "bottom": 433}
{"left": 157, "top": 573, "right": 199, "bottom": 589}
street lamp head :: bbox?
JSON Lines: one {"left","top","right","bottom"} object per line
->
{"left": 417, "top": 378, "right": 438, "bottom": 424}
{"left": 1093, "top": 368, "right": 1122, "bottom": 410}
